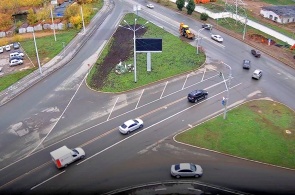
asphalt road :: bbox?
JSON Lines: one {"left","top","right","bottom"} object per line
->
{"left": 0, "top": 0, "right": 295, "bottom": 194}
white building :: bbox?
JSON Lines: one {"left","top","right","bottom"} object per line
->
{"left": 260, "top": 6, "right": 295, "bottom": 24}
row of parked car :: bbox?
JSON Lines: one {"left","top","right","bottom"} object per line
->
{"left": 0, "top": 42, "right": 25, "bottom": 67}
{"left": 0, "top": 42, "right": 20, "bottom": 53}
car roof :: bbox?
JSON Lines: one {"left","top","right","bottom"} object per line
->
{"left": 190, "top": 90, "right": 204, "bottom": 95}
{"left": 254, "top": 69, "right": 261, "bottom": 73}
{"left": 243, "top": 60, "right": 250, "bottom": 63}
{"left": 124, "top": 119, "right": 135, "bottom": 126}
{"left": 179, "top": 163, "right": 192, "bottom": 170}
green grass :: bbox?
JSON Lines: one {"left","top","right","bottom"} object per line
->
{"left": 175, "top": 100, "right": 295, "bottom": 169}
{"left": 261, "top": 0, "right": 295, "bottom": 5}
{"left": 21, "top": 29, "right": 79, "bottom": 65}
{"left": 0, "top": 68, "right": 36, "bottom": 91}
{"left": 88, "top": 13, "right": 206, "bottom": 92}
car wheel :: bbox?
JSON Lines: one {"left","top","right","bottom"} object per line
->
{"left": 176, "top": 175, "right": 180, "bottom": 179}
{"left": 140, "top": 124, "right": 143, "bottom": 128}
{"left": 195, "top": 174, "right": 201, "bottom": 178}
{"left": 80, "top": 155, "right": 85, "bottom": 159}
{"left": 64, "top": 164, "right": 68, "bottom": 168}
{"left": 204, "top": 95, "right": 208, "bottom": 99}
{"left": 127, "top": 131, "right": 130, "bottom": 134}
{"left": 194, "top": 99, "right": 198, "bottom": 103}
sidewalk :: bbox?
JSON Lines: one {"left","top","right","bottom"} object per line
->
{"left": 170, "top": 0, "right": 295, "bottom": 46}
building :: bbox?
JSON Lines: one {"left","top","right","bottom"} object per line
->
{"left": 260, "top": 5, "right": 295, "bottom": 24}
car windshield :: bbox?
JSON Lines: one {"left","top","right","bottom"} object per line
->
{"left": 121, "top": 124, "right": 127, "bottom": 128}
{"left": 190, "top": 164, "right": 196, "bottom": 171}
{"left": 133, "top": 119, "right": 139, "bottom": 124}
{"left": 72, "top": 149, "right": 79, "bottom": 154}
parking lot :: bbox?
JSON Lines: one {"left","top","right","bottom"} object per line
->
{"left": 0, "top": 43, "right": 33, "bottom": 76}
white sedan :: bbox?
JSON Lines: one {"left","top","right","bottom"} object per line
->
{"left": 146, "top": 4, "right": 154, "bottom": 9}
{"left": 211, "top": 34, "right": 223, "bottom": 42}
{"left": 10, "top": 59, "right": 23, "bottom": 66}
{"left": 119, "top": 119, "right": 143, "bottom": 134}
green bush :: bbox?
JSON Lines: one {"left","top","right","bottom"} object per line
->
{"left": 186, "top": 0, "right": 196, "bottom": 15}
{"left": 176, "top": 0, "right": 185, "bottom": 11}
{"left": 200, "top": 12, "right": 209, "bottom": 21}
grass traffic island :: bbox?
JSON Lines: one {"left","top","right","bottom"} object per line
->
{"left": 175, "top": 100, "right": 295, "bottom": 169}
{"left": 87, "top": 13, "right": 206, "bottom": 92}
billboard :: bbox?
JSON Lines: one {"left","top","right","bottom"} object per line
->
{"left": 136, "top": 38, "right": 162, "bottom": 52}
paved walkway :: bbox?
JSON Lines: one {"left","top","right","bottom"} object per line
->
{"left": 170, "top": 0, "right": 295, "bottom": 46}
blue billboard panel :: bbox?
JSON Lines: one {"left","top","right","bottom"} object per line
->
{"left": 136, "top": 38, "right": 162, "bottom": 52}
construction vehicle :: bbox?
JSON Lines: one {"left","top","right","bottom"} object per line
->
{"left": 179, "top": 23, "right": 195, "bottom": 39}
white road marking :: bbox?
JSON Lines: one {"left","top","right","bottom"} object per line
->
{"left": 26, "top": 73, "right": 89, "bottom": 157}
{"left": 77, "top": 83, "right": 241, "bottom": 165}
{"left": 160, "top": 81, "right": 168, "bottom": 99}
{"left": 135, "top": 89, "right": 144, "bottom": 109}
{"left": 30, "top": 171, "right": 65, "bottom": 190}
{"left": 107, "top": 97, "right": 119, "bottom": 121}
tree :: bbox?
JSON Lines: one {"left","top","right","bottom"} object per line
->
{"left": 27, "top": 8, "right": 38, "bottom": 25}
{"left": 0, "top": 13, "right": 13, "bottom": 31}
{"left": 200, "top": 13, "right": 209, "bottom": 21}
{"left": 186, "top": 0, "right": 195, "bottom": 15}
{"left": 176, "top": 0, "right": 185, "bottom": 11}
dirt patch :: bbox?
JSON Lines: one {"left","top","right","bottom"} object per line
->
{"left": 90, "top": 25, "right": 147, "bottom": 89}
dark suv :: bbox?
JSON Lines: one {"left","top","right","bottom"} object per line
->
{"left": 251, "top": 49, "right": 261, "bottom": 58}
{"left": 187, "top": 90, "right": 208, "bottom": 103}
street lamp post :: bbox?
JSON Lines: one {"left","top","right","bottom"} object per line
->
{"left": 32, "top": 29, "right": 42, "bottom": 75}
{"left": 50, "top": 8, "right": 56, "bottom": 41}
{"left": 221, "top": 61, "right": 232, "bottom": 119}
{"left": 62, "top": 42, "right": 65, "bottom": 58}
{"left": 196, "top": 28, "right": 205, "bottom": 54}
{"left": 243, "top": 16, "right": 247, "bottom": 40}
{"left": 80, "top": 6, "right": 86, "bottom": 34}
{"left": 119, "top": 19, "right": 148, "bottom": 83}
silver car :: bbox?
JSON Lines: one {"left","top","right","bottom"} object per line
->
{"left": 252, "top": 69, "right": 262, "bottom": 80}
{"left": 171, "top": 163, "right": 203, "bottom": 178}
{"left": 119, "top": 118, "right": 143, "bottom": 134}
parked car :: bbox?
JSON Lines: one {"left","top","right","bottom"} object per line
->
{"left": 252, "top": 69, "right": 262, "bottom": 80}
{"left": 13, "top": 50, "right": 24, "bottom": 57}
{"left": 201, "top": 23, "right": 212, "bottom": 30}
{"left": 211, "top": 34, "right": 223, "bottom": 42}
{"left": 146, "top": 3, "right": 154, "bottom": 9}
{"left": 119, "top": 119, "right": 143, "bottom": 134}
{"left": 171, "top": 163, "right": 203, "bottom": 178}
{"left": 251, "top": 49, "right": 261, "bottom": 58}
{"left": 5, "top": 45, "right": 11, "bottom": 51}
{"left": 9, "top": 56, "right": 23, "bottom": 62}
{"left": 187, "top": 89, "right": 208, "bottom": 103}
{"left": 13, "top": 42, "right": 20, "bottom": 49}
{"left": 0, "top": 47, "right": 3, "bottom": 53}
{"left": 242, "top": 59, "right": 251, "bottom": 69}
{"left": 10, "top": 52, "right": 24, "bottom": 59}
{"left": 10, "top": 59, "right": 23, "bottom": 66}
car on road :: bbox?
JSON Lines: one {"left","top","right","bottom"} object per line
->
{"left": 201, "top": 23, "right": 212, "bottom": 30}
{"left": 251, "top": 49, "right": 261, "bottom": 58}
{"left": 242, "top": 59, "right": 251, "bottom": 69}
{"left": 252, "top": 69, "right": 262, "bottom": 80}
{"left": 10, "top": 59, "right": 23, "bottom": 66}
{"left": 13, "top": 42, "right": 20, "bottom": 49}
{"left": 211, "top": 34, "right": 223, "bottom": 42}
{"left": 119, "top": 118, "right": 143, "bottom": 134}
{"left": 0, "top": 47, "right": 3, "bottom": 53}
{"left": 146, "top": 4, "right": 154, "bottom": 9}
{"left": 187, "top": 89, "right": 208, "bottom": 103}
{"left": 171, "top": 163, "right": 203, "bottom": 178}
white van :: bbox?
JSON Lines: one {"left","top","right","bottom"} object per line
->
{"left": 0, "top": 47, "right": 3, "bottom": 53}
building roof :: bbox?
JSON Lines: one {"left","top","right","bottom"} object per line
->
{"left": 261, "top": 5, "right": 295, "bottom": 17}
